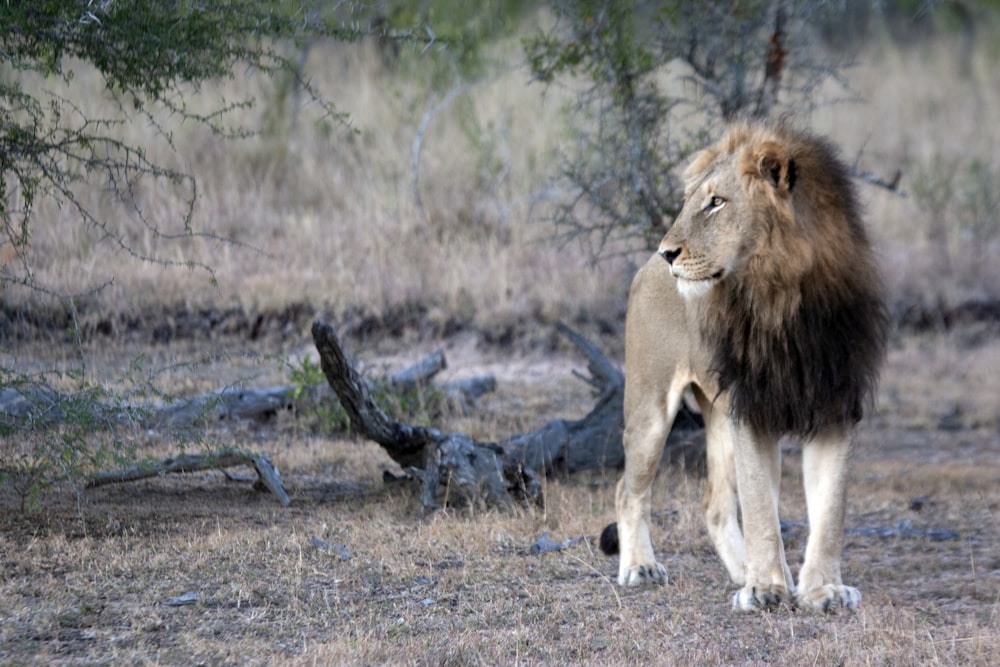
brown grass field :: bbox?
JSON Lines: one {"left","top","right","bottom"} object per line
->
{"left": 2, "top": 14, "right": 1000, "bottom": 666}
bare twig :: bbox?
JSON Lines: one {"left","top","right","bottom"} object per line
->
{"left": 852, "top": 168, "right": 906, "bottom": 196}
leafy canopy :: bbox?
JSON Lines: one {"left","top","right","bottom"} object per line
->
{"left": 0, "top": 1, "right": 380, "bottom": 503}
{"left": 0, "top": 2, "right": 369, "bottom": 284}
{"left": 523, "top": 0, "right": 847, "bottom": 258}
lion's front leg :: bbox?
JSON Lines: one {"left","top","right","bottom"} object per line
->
{"left": 615, "top": 403, "right": 676, "bottom": 586}
{"left": 731, "top": 425, "right": 794, "bottom": 611}
{"left": 796, "top": 430, "right": 861, "bottom": 612}
{"left": 615, "top": 476, "right": 666, "bottom": 586}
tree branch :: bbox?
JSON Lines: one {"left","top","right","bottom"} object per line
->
{"left": 86, "top": 447, "right": 291, "bottom": 506}
{"left": 310, "top": 320, "right": 538, "bottom": 509}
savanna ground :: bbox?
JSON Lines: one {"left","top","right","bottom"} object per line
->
{"left": 3, "top": 13, "right": 1000, "bottom": 666}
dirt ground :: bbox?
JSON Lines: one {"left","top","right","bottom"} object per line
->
{"left": 2, "top": 319, "right": 999, "bottom": 666}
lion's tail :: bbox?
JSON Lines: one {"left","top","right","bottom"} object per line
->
{"left": 598, "top": 523, "right": 619, "bottom": 556}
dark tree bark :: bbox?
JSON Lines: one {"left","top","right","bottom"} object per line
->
{"left": 311, "top": 321, "right": 541, "bottom": 508}
{"left": 500, "top": 323, "right": 626, "bottom": 473}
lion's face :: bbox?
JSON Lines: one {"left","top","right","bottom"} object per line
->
{"left": 658, "top": 157, "right": 747, "bottom": 299}
{"left": 658, "top": 138, "right": 804, "bottom": 302}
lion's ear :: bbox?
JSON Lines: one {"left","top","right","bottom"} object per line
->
{"left": 754, "top": 141, "right": 796, "bottom": 194}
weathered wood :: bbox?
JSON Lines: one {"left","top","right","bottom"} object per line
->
{"left": 501, "top": 322, "right": 703, "bottom": 474}
{"left": 153, "top": 386, "right": 297, "bottom": 428}
{"left": 440, "top": 375, "right": 496, "bottom": 414}
{"left": 86, "top": 447, "right": 291, "bottom": 506}
{"left": 312, "top": 321, "right": 432, "bottom": 468}
{"left": 390, "top": 349, "right": 446, "bottom": 390}
{"left": 0, "top": 386, "right": 65, "bottom": 421}
{"left": 311, "top": 320, "right": 540, "bottom": 508}
{"left": 500, "top": 321, "right": 625, "bottom": 471}
{"left": 6, "top": 346, "right": 496, "bottom": 508}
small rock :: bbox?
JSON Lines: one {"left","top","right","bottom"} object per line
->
{"left": 164, "top": 592, "right": 198, "bottom": 607}
{"left": 309, "top": 536, "right": 352, "bottom": 561}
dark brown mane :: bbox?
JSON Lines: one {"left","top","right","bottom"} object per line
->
{"left": 705, "top": 126, "right": 889, "bottom": 437}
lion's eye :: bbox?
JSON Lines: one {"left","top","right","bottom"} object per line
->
{"left": 709, "top": 196, "right": 725, "bottom": 209}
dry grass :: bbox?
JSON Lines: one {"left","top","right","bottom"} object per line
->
{"left": 7, "top": 18, "right": 996, "bottom": 327}
{"left": 3, "top": 330, "right": 1000, "bottom": 665}
{"left": 4, "top": 17, "right": 1000, "bottom": 667}
{"left": 1, "top": 418, "right": 997, "bottom": 665}
{"left": 809, "top": 33, "right": 1000, "bottom": 304}
{"left": 7, "top": 36, "right": 632, "bottom": 331}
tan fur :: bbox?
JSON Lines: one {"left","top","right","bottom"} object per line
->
{"left": 0, "top": 241, "right": 15, "bottom": 267}
{"left": 610, "top": 121, "right": 888, "bottom": 612}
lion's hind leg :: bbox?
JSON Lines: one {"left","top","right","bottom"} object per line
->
{"left": 796, "top": 429, "right": 861, "bottom": 612}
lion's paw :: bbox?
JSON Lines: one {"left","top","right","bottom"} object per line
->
{"left": 619, "top": 562, "right": 667, "bottom": 586}
{"left": 796, "top": 584, "right": 861, "bottom": 613}
{"left": 732, "top": 584, "right": 792, "bottom": 612}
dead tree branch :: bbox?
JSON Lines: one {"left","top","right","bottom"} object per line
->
{"left": 4, "top": 348, "right": 494, "bottom": 506}
{"left": 0, "top": 350, "right": 491, "bottom": 430}
{"left": 852, "top": 168, "right": 906, "bottom": 196}
{"left": 86, "top": 447, "right": 291, "bottom": 506}
{"left": 311, "top": 320, "right": 539, "bottom": 509}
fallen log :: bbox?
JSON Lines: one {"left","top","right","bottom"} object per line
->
{"left": 6, "top": 345, "right": 496, "bottom": 506}
{"left": 311, "top": 320, "right": 540, "bottom": 508}
{"left": 390, "top": 348, "right": 446, "bottom": 390}
{"left": 149, "top": 348, "right": 459, "bottom": 428}
{"left": 0, "top": 350, "right": 493, "bottom": 429}
{"left": 152, "top": 385, "right": 297, "bottom": 428}
{"left": 500, "top": 322, "right": 626, "bottom": 473}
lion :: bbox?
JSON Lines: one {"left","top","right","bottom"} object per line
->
{"left": 599, "top": 121, "right": 889, "bottom": 612}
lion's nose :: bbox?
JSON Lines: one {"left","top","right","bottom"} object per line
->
{"left": 660, "top": 248, "right": 681, "bottom": 265}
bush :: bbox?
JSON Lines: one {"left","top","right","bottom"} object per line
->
{"left": 523, "top": 0, "right": 852, "bottom": 258}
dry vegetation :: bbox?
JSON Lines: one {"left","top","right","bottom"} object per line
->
{"left": 2, "top": 13, "right": 1000, "bottom": 667}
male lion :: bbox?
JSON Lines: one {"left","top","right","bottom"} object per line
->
{"left": 600, "top": 121, "right": 889, "bottom": 612}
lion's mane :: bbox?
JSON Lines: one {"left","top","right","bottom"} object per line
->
{"left": 697, "top": 123, "right": 890, "bottom": 437}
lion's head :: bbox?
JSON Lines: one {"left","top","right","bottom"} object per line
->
{"left": 659, "top": 121, "right": 889, "bottom": 437}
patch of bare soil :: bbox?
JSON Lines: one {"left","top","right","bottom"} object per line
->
{"left": 1, "top": 317, "right": 999, "bottom": 665}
